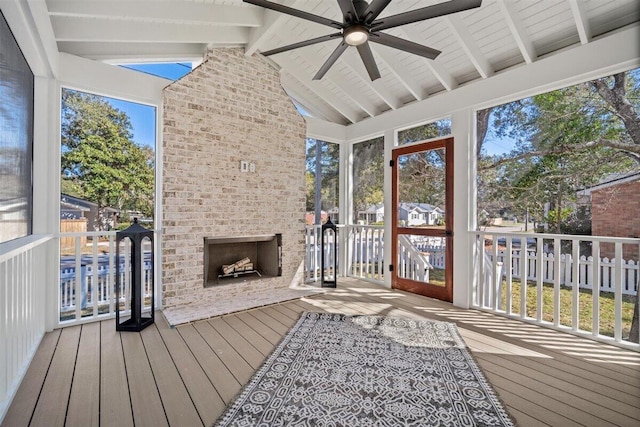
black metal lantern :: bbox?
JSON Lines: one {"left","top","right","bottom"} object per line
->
{"left": 321, "top": 216, "right": 337, "bottom": 287}
{"left": 116, "top": 218, "right": 154, "bottom": 331}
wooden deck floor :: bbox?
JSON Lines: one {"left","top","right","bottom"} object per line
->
{"left": 3, "top": 278, "right": 640, "bottom": 427}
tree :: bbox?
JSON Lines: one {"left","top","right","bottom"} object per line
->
{"left": 61, "top": 89, "right": 154, "bottom": 230}
{"left": 353, "top": 137, "right": 384, "bottom": 222}
{"left": 476, "top": 68, "right": 640, "bottom": 342}
{"left": 305, "top": 139, "right": 339, "bottom": 218}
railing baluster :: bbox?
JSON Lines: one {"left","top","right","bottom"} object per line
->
{"left": 92, "top": 236, "right": 99, "bottom": 317}
{"left": 592, "top": 241, "right": 600, "bottom": 337}
{"left": 520, "top": 241, "right": 527, "bottom": 318}
{"left": 553, "top": 239, "right": 561, "bottom": 328}
{"left": 74, "top": 236, "right": 82, "bottom": 321}
{"left": 571, "top": 239, "right": 580, "bottom": 332}
{"left": 536, "top": 237, "right": 543, "bottom": 323}
{"left": 614, "top": 243, "right": 623, "bottom": 342}
{"left": 505, "top": 237, "right": 513, "bottom": 315}
{"left": 109, "top": 236, "right": 115, "bottom": 315}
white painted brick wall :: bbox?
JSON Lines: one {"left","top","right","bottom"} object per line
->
{"left": 162, "top": 48, "right": 307, "bottom": 313}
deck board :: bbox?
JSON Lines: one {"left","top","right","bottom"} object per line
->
{"left": 1, "top": 329, "right": 61, "bottom": 427}
{"left": 140, "top": 324, "right": 203, "bottom": 427}
{"left": 2, "top": 278, "right": 639, "bottom": 427}
{"left": 156, "top": 316, "right": 226, "bottom": 426}
{"left": 120, "top": 331, "right": 168, "bottom": 427}
{"left": 192, "top": 320, "right": 254, "bottom": 385}
{"left": 66, "top": 322, "right": 100, "bottom": 427}
{"left": 99, "top": 320, "right": 134, "bottom": 427}
{"left": 29, "top": 325, "right": 80, "bottom": 427}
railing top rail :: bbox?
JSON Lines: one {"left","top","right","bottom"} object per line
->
{"left": 0, "top": 235, "right": 53, "bottom": 263}
{"left": 472, "top": 230, "right": 640, "bottom": 244}
{"left": 58, "top": 229, "right": 159, "bottom": 238}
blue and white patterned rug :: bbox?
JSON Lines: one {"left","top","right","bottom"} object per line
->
{"left": 214, "top": 312, "right": 515, "bottom": 426}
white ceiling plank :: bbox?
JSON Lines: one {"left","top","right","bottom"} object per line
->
{"left": 245, "top": 0, "right": 308, "bottom": 56}
{"left": 370, "top": 44, "right": 426, "bottom": 101}
{"left": 51, "top": 16, "right": 249, "bottom": 44}
{"left": 270, "top": 25, "right": 381, "bottom": 118}
{"left": 57, "top": 42, "right": 207, "bottom": 63}
{"left": 47, "top": 1, "right": 261, "bottom": 27}
{"left": 1, "top": 0, "right": 52, "bottom": 76}
{"left": 497, "top": 0, "right": 537, "bottom": 64}
{"left": 338, "top": 51, "right": 401, "bottom": 110}
{"left": 346, "top": 24, "right": 640, "bottom": 141}
{"left": 282, "top": 85, "right": 332, "bottom": 121}
{"left": 305, "top": 116, "right": 348, "bottom": 143}
{"left": 246, "top": 10, "right": 284, "bottom": 56}
{"left": 27, "top": 0, "right": 60, "bottom": 77}
{"left": 281, "top": 73, "right": 349, "bottom": 124}
{"left": 396, "top": 27, "right": 458, "bottom": 92}
{"left": 445, "top": 15, "right": 494, "bottom": 79}
{"left": 569, "top": 0, "right": 591, "bottom": 44}
{"left": 281, "top": 65, "right": 361, "bottom": 124}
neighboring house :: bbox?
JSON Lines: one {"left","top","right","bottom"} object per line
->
{"left": 398, "top": 203, "right": 444, "bottom": 226}
{"left": 357, "top": 203, "right": 384, "bottom": 224}
{"left": 60, "top": 194, "right": 118, "bottom": 231}
{"left": 578, "top": 171, "right": 640, "bottom": 259}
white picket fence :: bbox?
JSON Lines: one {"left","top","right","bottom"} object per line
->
{"left": 489, "top": 249, "right": 638, "bottom": 296}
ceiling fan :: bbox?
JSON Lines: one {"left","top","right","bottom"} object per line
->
{"left": 243, "top": 0, "right": 482, "bottom": 81}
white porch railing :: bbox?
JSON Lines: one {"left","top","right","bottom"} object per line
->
{"left": 473, "top": 231, "right": 640, "bottom": 350}
{"left": 348, "top": 225, "right": 384, "bottom": 283}
{"left": 58, "top": 231, "right": 155, "bottom": 326}
{"left": 0, "top": 235, "right": 53, "bottom": 422}
{"left": 397, "top": 234, "right": 432, "bottom": 282}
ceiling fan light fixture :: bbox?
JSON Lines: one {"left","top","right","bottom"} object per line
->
{"left": 343, "top": 25, "right": 369, "bottom": 46}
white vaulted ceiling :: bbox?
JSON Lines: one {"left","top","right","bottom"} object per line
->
{"left": 43, "top": 0, "right": 640, "bottom": 125}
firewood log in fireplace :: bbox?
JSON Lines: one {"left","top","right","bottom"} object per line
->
{"left": 222, "top": 257, "right": 251, "bottom": 275}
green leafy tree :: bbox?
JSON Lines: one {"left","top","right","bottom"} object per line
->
{"left": 477, "top": 68, "right": 640, "bottom": 342}
{"left": 305, "top": 139, "right": 339, "bottom": 215}
{"left": 353, "top": 137, "right": 384, "bottom": 222}
{"left": 61, "top": 89, "right": 154, "bottom": 230}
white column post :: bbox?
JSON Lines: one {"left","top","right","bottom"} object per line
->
{"left": 339, "top": 141, "right": 352, "bottom": 277}
{"left": 33, "top": 77, "right": 60, "bottom": 331}
{"left": 451, "top": 109, "right": 475, "bottom": 308}
{"left": 383, "top": 129, "right": 395, "bottom": 288}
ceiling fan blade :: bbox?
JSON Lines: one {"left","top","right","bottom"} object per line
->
{"left": 261, "top": 33, "right": 342, "bottom": 56}
{"left": 356, "top": 43, "right": 381, "bottom": 81}
{"left": 336, "top": 0, "right": 358, "bottom": 24}
{"left": 361, "top": 0, "right": 392, "bottom": 24}
{"left": 371, "top": 0, "right": 482, "bottom": 32}
{"left": 369, "top": 32, "right": 441, "bottom": 60}
{"left": 243, "top": 0, "right": 343, "bottom": 29}
{"left": 313, "top": 42, "right": 348, "bottom": 80}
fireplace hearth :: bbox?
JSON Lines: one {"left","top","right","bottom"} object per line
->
{"left": 204, "top": 234, "right": 282, "bottom": 287}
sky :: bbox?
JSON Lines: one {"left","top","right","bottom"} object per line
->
{"left": 102, "top": 63, "right": 193, "bottom": 150}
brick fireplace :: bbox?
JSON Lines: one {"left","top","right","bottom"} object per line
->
{"left": 161, "top": 48, "right": 308, "bottom": 322}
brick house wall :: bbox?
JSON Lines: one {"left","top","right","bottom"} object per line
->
{"left": 162, "top": 48, "right": 307, "bottom": 311}
{"left": 591, "top": 178, "right": 640, "bottom": 259}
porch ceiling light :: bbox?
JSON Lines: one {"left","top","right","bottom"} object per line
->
{"left": 343, "top": 25, "right": 369, "bottom": 46}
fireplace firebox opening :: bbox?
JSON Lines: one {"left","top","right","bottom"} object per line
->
{"left": 204, "top": 234, "right": 282, "bottom": 287}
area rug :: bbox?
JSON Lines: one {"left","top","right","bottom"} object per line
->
{"left": 214, "top": 312, "right": 515, "bottom": 426}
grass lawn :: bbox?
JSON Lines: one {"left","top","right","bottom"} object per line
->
{"left": 498, "top": 279, "right": 635, "bottom": 339}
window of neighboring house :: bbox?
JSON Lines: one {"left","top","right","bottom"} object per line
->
{"left": 0, "top": 11, "right": 34, "bottom": 244}
{"left": 353, "top": 136, "right": 384, "bottom": 224}
{"left": 397, "top": 118, "right": 451, "bottom": 146}
{"left": 305, "top": 138, "right": 339, "bottom": 224}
